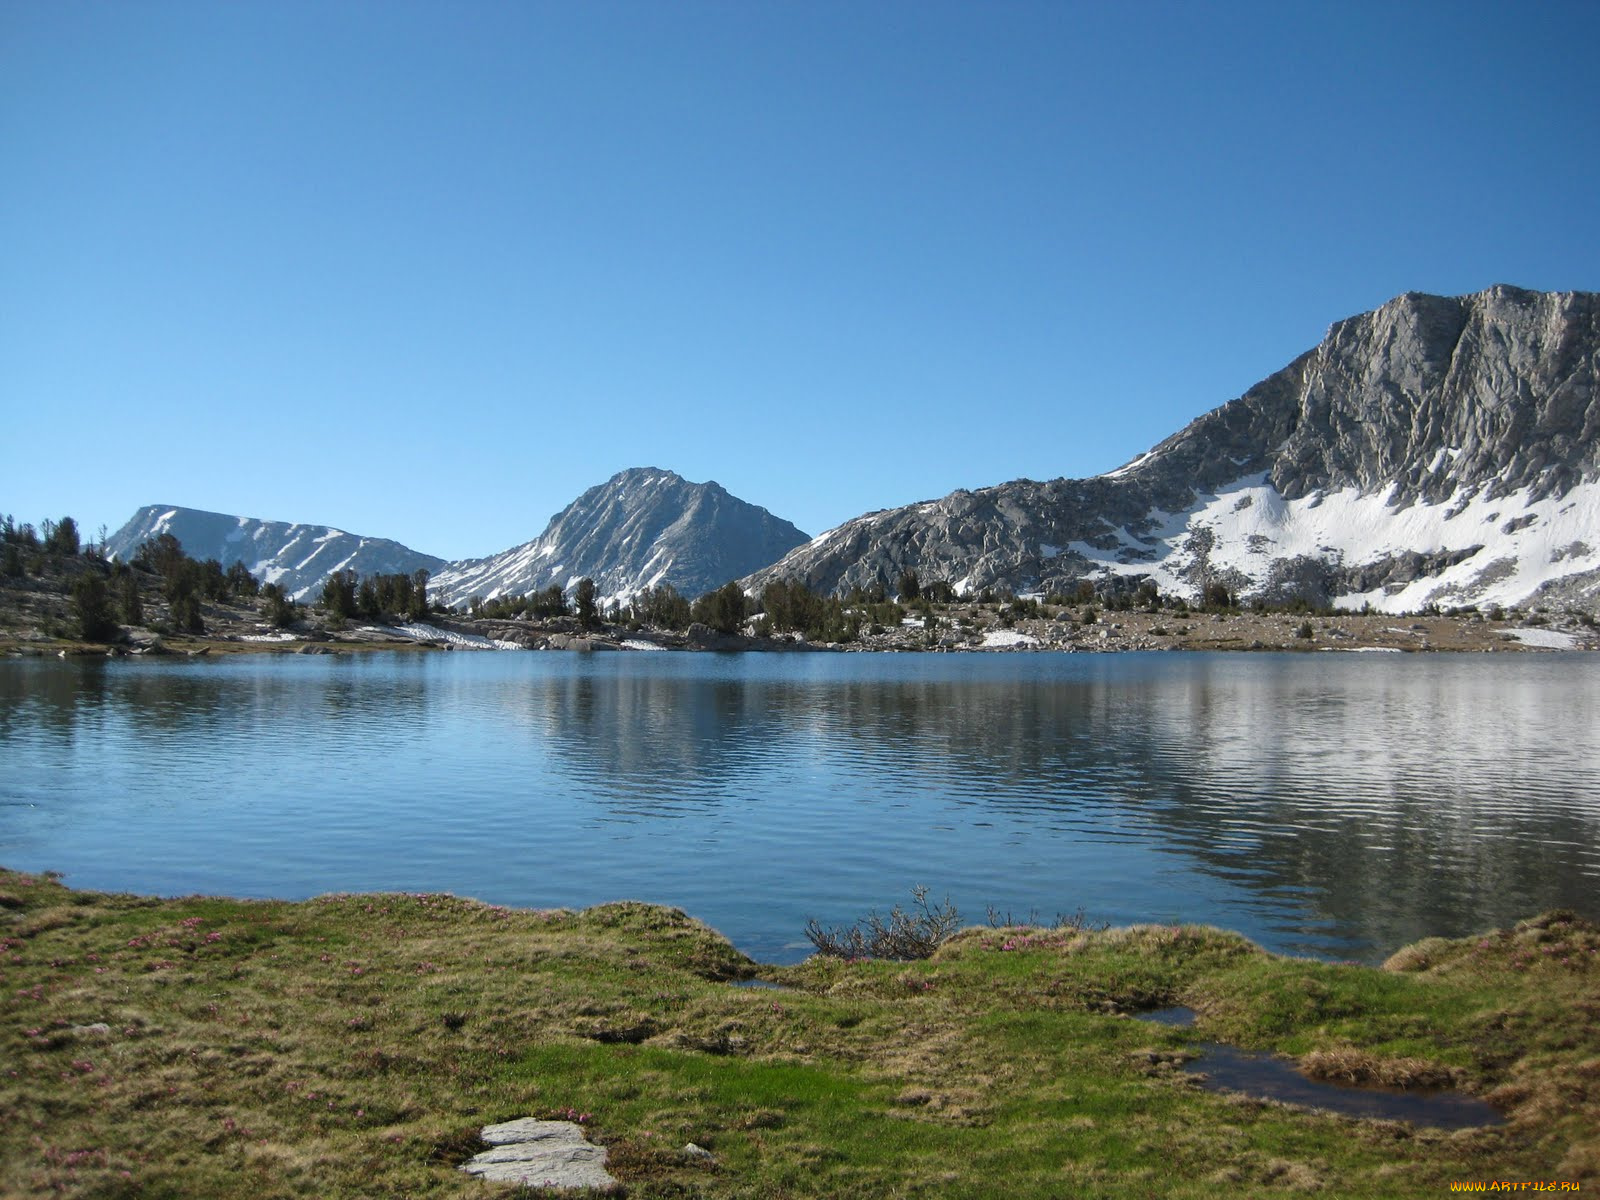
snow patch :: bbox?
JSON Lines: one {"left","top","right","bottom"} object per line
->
{"left": 1100, "top": 450, "right": 1155, "bottom": 480}
{"left": 365, "top": 623, "right": 523, "bottom": 651}
{"left": 1074, "top": 472, "right": 1600, "bottom": 614}
{"left": 1504, "top": 628, "right": 1580, "bottom": 649}
{"left": 981, "top": 629, "right": 1038, "bottom": 648}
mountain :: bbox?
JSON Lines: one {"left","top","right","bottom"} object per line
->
{"left": 426, "top": 468, "right": 809, "bottom": 607}
{"left": 106, "top": 470, "right": 809, "bottom": 609}
{"left": 105, "top": 506, "right": 447, "bottom": 601}
{"left": 745, "top": 285, "right": 1600, "bottom": 612}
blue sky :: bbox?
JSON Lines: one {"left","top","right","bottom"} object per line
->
{"left": 4, "top": 1, "right": 1597, "bottom": 561}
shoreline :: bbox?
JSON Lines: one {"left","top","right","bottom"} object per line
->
{"left": 5, "top": 607, "right": 1596, "bottom": 659}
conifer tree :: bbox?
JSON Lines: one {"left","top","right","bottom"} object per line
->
{"left": 575, "top": 577, "right": 599, "bottom": 630}
{"left": 72, "top": 571, "right": 117, "bottom": 641}
{"left": 117, "top": 567, "right": 143, "bottom": 626}
{"left": 46, "top": 516, "right": 80, "bottom": 556}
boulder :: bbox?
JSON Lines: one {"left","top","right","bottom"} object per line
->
{"left": 685, "top": 623, "right": 746, "bottom": 650}
{"left": 460, "top": 1119, "right": 616, "bottom": 1190}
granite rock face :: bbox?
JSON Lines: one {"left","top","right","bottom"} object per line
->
{"left": 429, "top": 468, "right": 808, "bottom": 607}
{"left": 745, "top": 287, "right": 1600, "bottom": 613}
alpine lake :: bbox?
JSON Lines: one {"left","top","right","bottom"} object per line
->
{"left": 3, "top": 648, "right": 1597, "bottom": 965}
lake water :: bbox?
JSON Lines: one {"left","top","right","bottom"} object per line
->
{"left": 2, "top": 651, "right": 1597, "bottom": 964}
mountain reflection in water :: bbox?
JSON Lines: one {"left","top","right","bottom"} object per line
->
{"left": 2, "top": 651, "right": 1596, "bottom": 963}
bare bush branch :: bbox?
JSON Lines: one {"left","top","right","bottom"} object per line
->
{"left": 804, "top": 886, "right": 962, "bottom": 960}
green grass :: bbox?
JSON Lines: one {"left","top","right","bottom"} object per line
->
{"left": 2, "top": 869, "right": 1596, "bottom": 1197}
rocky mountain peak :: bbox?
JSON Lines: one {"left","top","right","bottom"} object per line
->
{"left": 745, "top": 286, "right": 1600, "bottom": 612}
{"left": 426, "top": 468, "right": 808, "bottom": 607}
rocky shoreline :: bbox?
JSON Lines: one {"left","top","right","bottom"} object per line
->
{"left": 6, "top": 604, "right": 1595, "bottom": 658}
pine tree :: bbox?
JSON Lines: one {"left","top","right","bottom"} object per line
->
{"left": 261, "top": 583, "right": 297, "bottom": 628}
{"left": 410, "top": 569, "right": 430, "bottom": 620}
{"left": 117, "top": 567, "right": 144, "bottom": 626}
{"left": 320, "top": 570, "right": 357, "bottom": 621}
{"left": 72, "top": 571, "right": 118, "bottom": 641}
{"left": 575, "top": 578, "right": 599, "bottom": 630}
{"left": 225, "top": 560, "right": 259, "bottom": 598}
{"left": 691, "top": 581, "right": 748, "bottom": 634}
{"left": 136, "top": 533, "right": 187, "bottom": 580}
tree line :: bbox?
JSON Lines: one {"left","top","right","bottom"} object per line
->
{"left": 318, "top": 568, "right": 432, "bottom": 626}
{"left": 454, "top": 575, "right": 917, "bottom": 644}
{"left": 8, "top": 507, "right": 1360, "bottom": 647}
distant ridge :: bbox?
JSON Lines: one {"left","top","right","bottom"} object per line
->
{"left": 105, "top": 470, "right": 809, "bottom": 608}
{"left": 105, "top": 506, "right": 446, "bottom": 602}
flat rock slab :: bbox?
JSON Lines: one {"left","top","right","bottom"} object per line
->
{"left": 461, "top": 1119, "right": 618, "bottom": 1190}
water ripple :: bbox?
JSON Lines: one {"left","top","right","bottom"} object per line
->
{"left": 2, "top": 652, "right": 1598, "bottom": 963}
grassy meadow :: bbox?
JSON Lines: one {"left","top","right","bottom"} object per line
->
{"left": 1, "top": 867, "right": 1596, "bottom": 1197}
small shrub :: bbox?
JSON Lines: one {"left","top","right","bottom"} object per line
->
{"left": 804, "top": 887, "right": 961, "bottom": 960}
{"left": 1294, "top": 621, "right": 1313, "bottom": 639}
{"left": 986, "top": 905, "right": 1106, "bottom": 934}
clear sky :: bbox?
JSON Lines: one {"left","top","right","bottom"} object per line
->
{"left": 4, "top": 1, "right": 1598, "bottom": 560}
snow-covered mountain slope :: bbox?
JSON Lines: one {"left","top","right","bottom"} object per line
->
{"left": 105, "top": 506, "right": 446, "bottom": 601}
{"left": 107, "top": 472, "right": 807, "bottom": 611}
{"left": 745, "top": 285, "right": 1600, "bottom": 612}
{"left": 427, "top": 468, "right": 808, "bottom": 608}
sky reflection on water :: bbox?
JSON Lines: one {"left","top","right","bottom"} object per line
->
{"left": 2, "top": 651, "right": 1596, "bottom": 963}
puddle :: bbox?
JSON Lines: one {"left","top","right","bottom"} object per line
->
{"left": 1133, "top": 1008, "right": 1503, "bottom": 1129}
{"left": 728, "top": 978, "right": 788, "bottom": 990}
{"left": 1139, "top": 1006, "right": 1199, "bottom": 1027}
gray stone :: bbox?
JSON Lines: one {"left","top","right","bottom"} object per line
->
{"left": 460, "top": 1119, "right": 617, "bottom": 1191}
{"left": 684, "top": 623, "right": 745, "bottom": 651}
{"left": 479, "top": 1118, "right": 583, "bottom": 1147}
